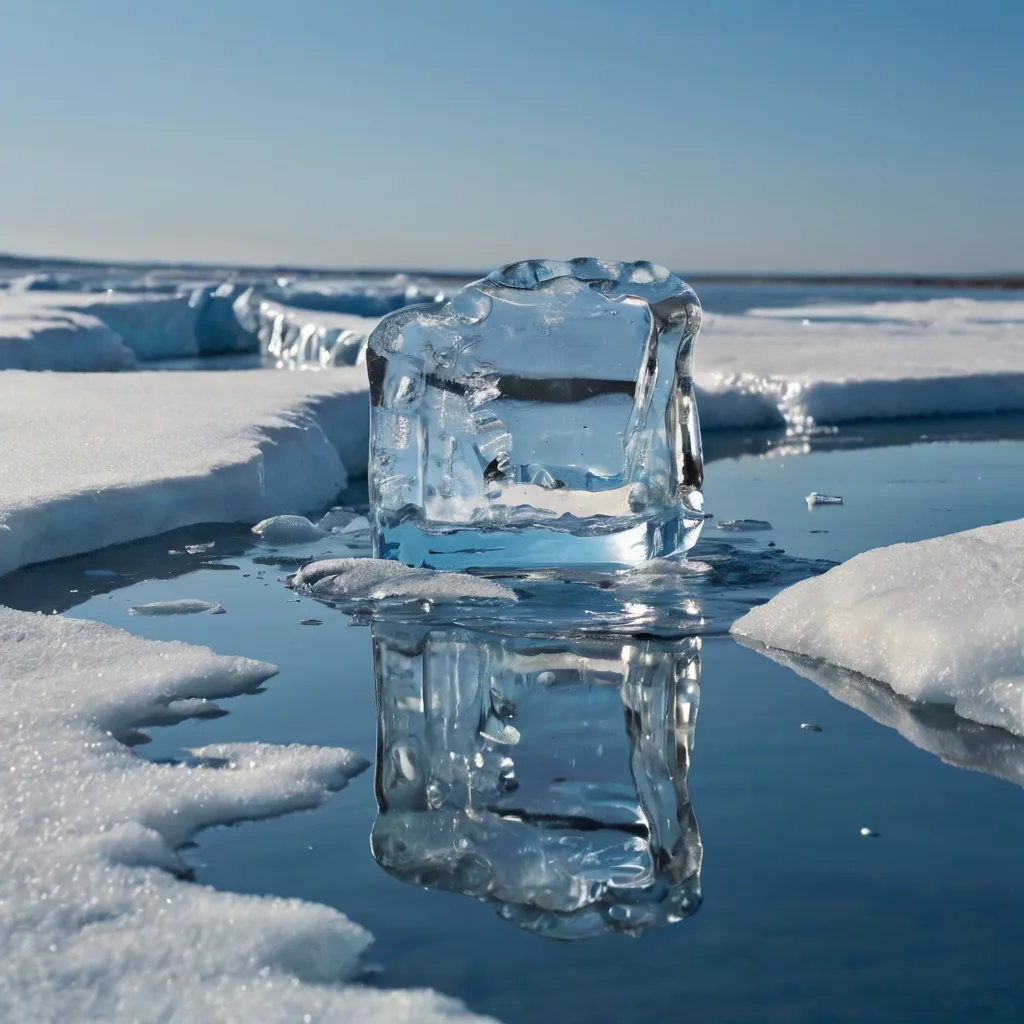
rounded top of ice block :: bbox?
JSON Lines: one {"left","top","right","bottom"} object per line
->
{"left": 487, "top": 257, "right": 699, "bottom": 318}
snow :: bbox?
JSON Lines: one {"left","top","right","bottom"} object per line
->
{"left": 0, "top": 289, "right": 203, "bottom": 362}
{"left": 731, "top": 518, "right": 1024, "bottom": 735}
{"left": 252, "top": 515, "right": 328, "bottom": 545}
{"left": 289, "top": 558, "right": 518, "bottom": 603}
{"left": 0, "top": 307, "right": 134, "bottom": 371}
{"left": 0, "top": 604, "right": 494, "bottom": 1023}
{"left": 695, "top": 298, "right": 1024, "bottom": 430}
{"left": 0, "top": 370, "right": 369, "bottom": 576}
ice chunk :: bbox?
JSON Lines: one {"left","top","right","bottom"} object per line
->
{"left": 288, "top": 558, "right": 517, "bottom": 604}
{"left": 233, "top": 290, "right": 378, "bottom": 369}
{"left": 253, "top": 515, "right": 328, "bottom": 545}
{"left": 731, "top": 518, "right": 1024, "bottom": 735}
{"left": 806, "top": 493, "right": 843, "bottom": 507}
{"left": 370, "top": 623, "right": 703, "bottom": 938}
{"left": 716, "top": 519, "right": 773, "bottom": 531}
{"left": 130, "top": 599, "right": 226, "bottom": 615}
{"left": 367, "top": 258, "right": 706, "bottom": 570}
{"left": 0, "top": 370, "right": 368, "bottom": 577}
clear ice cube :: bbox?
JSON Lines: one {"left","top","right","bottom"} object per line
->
{"left": 369, "top": 622, "right": 703, "bottom": 939}
{"left": 367, "top": 258, "right": 705, "bottom": 569}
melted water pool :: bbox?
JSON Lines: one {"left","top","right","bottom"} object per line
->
{"left": 4, "top": 424, "right": 1024, "bottom": 1023}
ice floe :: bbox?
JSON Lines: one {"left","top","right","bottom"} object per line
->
{"left": 732, "top": 518, "right": 1024, "bottom": 735}
{"left": 0, "top": 370, "right": 368, "bottom": 576}
{"left": 696, "top": 298, "right": 1024, "bottom": 430}
{"left": 288, "top": 558, "right": 518, "bottom": 604}
{"left": 0, "top": 604, "right": 492, "bottom": 1022}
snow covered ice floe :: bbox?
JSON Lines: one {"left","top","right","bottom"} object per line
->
{"left": 0, "top": 289, "right": 204, "bottom": 363}
{"left": 0, "top": 370, "right": 369, "bottom": 576}
{"left": 0, "top": 605, "right": 494, "bottom": 1023}
{"left": 0, "top": 307, "right": 135, "bottom": 371}
{"left": 695, "top": 297, "right": 1024, "bottom": 431}
{"left": 288, "top": 558, "right": 518, "bottom": 604}
{"left": 731, "top": 518, "right": 1024, "bottom": 735}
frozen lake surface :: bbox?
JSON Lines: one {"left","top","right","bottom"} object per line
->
{"left": 4, "top": 425, "right": 1024, "bottom": 1023}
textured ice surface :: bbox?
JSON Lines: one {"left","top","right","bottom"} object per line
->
{"left": 130, "top": 599, "right": 225, "bottom": 615}
{"left": 371, "top": 623, "right": 702, "bottom": 939}
{"left": 0, "top": 307, "right": 134, "bottom": 371}
{"left": 368, "top": 259, "right": 706, "bottom": 569}
{"left": 0, "top": 370, "right": 368, "bottom": 576}
{"left": 732, "top": 519, "right": 1024, "bottom": 735}
{"left": 0, "top": 606, "right": 496, "bottom": 1022}
{"left": 234, "top": 289, "right": 379, "bottom": 369}
{"left": 252, "top": 514, "right": 329, "bottom": 545}
{"left": 289, "top": 558, "right": 517, "bottom": 604}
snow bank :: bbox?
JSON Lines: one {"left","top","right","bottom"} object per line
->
{"left": 0, "top": 308, "right": 134, "bottom": 371}
{"left": 234, "top": 289, "right": 379, "bottom": 368}
{"left": 289, "top": 558, "right": 518, "bottom": 603}
{"left": 0, "top": 370, "right": 369, "bottom": 576}
{"left": 2, "top": 290, "right": 203, "bottom": 362}
{"left": 696, "top": 298, "right": 1024, "bottom": 431}
{"left": 732, "top": 519, "right": 1024, "bottom": 735}
{"left": 0, "top": 605, "right": 493, "bottom": 1023}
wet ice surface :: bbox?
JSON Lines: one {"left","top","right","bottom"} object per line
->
{"left": 4, "top": 432, "right": 1024, "bottom": 1022}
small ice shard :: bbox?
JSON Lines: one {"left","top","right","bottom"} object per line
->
{"left": 859, "top": 827, "right": 879, "bottom": 838}
{"left": 299, "top": 618, "right": 323, "bottom": 626}
{"left": 185, "top": 541, "right": 215, "bottom": 554}
{"left": 130, "top": 600, "right": 225, "bottom": 616}
{"left": 800, "top": 723, "right": 823, "bottom": 732}
{"left": 318, "top": 507, "right": 361, "bottom": 532}
{"left": 716, "top": 519, "right": 773, "bottom": 532}
{"left": 288, "top": 557, "right": 517, "bottom": 604}
{"left": 251, "top": 515, "right": 327, "bottom": 545}
{"left": 806, "top": 493, "right": 844, "bottom": 507}
{"left": 367, "top": 258, "right": 706, "bottom": 570}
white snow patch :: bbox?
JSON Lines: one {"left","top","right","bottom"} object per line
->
{"left": 252, "top": 514, "right": 328, "bottom": 545}
{"left": 696, "top": 298, "right": 1024, "bottom": 430}
{"left": 731, "top": 518, "right": 1024, "bottom": 735}
{"left": 0, "top": 605, "right": 493, "bottom": 1023}
{"left": 129, "top": 599, "right": 225, "bottom": 616}
{"left": 0, "top": 290, "right": 202, "bottom": 362}
{"left": 0, "top": 370, "right": 369, "bottom": 576}
{"left": 0, "top": 308, "right": 135, "bottom": 371}
{"left": 289, "top": 558, "right": 518, "bottom": 603}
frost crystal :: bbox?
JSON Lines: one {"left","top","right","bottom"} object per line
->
{"left": 367, "top": 258, "right": 705, "bottom": 569}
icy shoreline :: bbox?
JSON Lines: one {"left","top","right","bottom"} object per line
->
{"left": 732, "top": 519, "right": 1024, "bottom": 736}
{"left": 0, "top": 605, "right": 493, "bottom": 1022}
{"left": 0, "top": 370, "right": 369, "bottom": 577}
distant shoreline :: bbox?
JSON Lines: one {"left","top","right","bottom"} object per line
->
{"left": 1, "top": 252, "right": 1022, "bottom": 292}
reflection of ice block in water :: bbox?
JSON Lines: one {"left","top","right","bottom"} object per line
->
{"left": 370, "top": 623, "right": 702, "bottom": 939}
{"left": 367, "top": 258, "right": 705, "bottom": 569}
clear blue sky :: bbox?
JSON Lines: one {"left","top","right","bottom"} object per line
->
{"left": 1, "top": 0, "right": 1021, "bottom": 273}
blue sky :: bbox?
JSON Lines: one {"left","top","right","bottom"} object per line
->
{"left": 1, "top": 0, "right": 1021, "bottom": 272}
